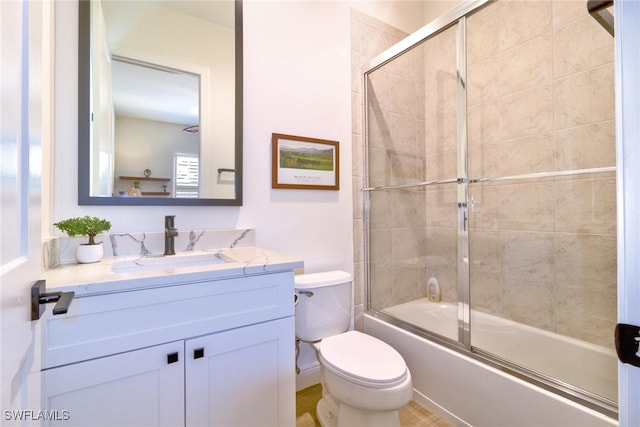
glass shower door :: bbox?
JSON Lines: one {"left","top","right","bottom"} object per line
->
{"left": 364, "top": 0, "right": 618, "bottom": 412}
{"left": 365, "top": 23, "right": 461, "bottom": 342}
{"left": 465, "top": 1, "right": 617, "bottom": 404}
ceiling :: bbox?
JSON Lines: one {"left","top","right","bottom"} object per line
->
{"left": 109, "top": 1, "right": 235, "bottom": 126}
{"left": 111, "top": 58, "right": 200, "bottom": 126}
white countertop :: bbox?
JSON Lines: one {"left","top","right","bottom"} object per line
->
{"left": 43, "top": 246, "right": 304, "bottom": 297}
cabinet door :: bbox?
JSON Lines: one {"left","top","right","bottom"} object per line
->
{"left": 185, "top": 318, "right": 295, "bottom": 427}
{"left": 43, "top": 341, "right": 184, "bottom": 427}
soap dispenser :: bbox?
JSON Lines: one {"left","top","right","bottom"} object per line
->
{"left": 427, "top": 273, "right": 441, "bottom": 302}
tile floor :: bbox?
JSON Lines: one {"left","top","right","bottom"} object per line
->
{"left": 296, "top": 384, "right": 453, "bottom": 427}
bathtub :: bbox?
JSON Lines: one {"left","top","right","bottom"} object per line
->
{"left": 364, "top": 299, "right": 618, "bottom": 427}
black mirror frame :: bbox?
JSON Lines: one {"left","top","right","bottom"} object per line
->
{"left": 77, "top": 0, "right": 243, "bottom": 206}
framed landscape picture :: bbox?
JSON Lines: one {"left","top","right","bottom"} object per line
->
{"left": 271, "top": 133, "right": 340, "bottom": 190}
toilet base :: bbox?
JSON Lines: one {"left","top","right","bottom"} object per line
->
{"left": 316, "top": 392, "right": 402, "bottom": 427}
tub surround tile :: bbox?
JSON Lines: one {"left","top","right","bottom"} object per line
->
{"left": 501, "top": 231, "right": 555, "bottom": 284}
{"left": 498, "top": 1, "right": 552, "bottom": 51}
{"left": 554, "top": 121, "right": 616, "bottom": 171}
{"left": 467, "top": 100, "right": 501, "bottom": 146}
{"left": 425, "top": 111, "right": 457, "bottom": 155}
{"left": 554, "top": 63, "right": 615, "bottom": 130}
{"left": 498, "top": 33, "right": 552, "bottom": 97}
{"left": 467, "top": 58, "right": 501, "bottom": 106}
{"left": 499, "top": 84, "right": 554, "bottom": 140}
{"left": 497, "top": 181, "right": 555, "bottom": 232}
{"left": 502, "top": 277, "right": 555, "bottom": 331}
{"left": 554, "top": 177, "right": 616, "bottom": 234}
{"left": 466, "top": 4, "right": 499, "bottom": 65}
{"left": 552, "top": 15, "right": 613, "bottom": 78}
{"left": 552, "top": 0, "right": 588, "bottom": 28}
{"left": 555, "top": 233, "right": 617, "bottom": 292}
{"left": 556, "top": 288, "right": 617, "bottom": 347}
{"left": 498, "top": 133, "right": 554, "bottom": 176}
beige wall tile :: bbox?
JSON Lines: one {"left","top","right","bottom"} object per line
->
{"left": 369, "top": 268, "right": 393, "bottom": 310}
{"left": 554, "top": 63, "right": 615, "bottom": 130}
{"left": 388, "top": 44, "right": 419, "bottom": 82}
{"left": 498, "top": 0, "right": 552, "bottom": 51}
{"left": 554, "top": 121, "right": 616, "bottom": 171}
{"left": 553, "top": 16, "right": 613, "bottom": 79}
{"left": 552, "top": 0, "right": 588, "bottom": 28}
{"left": 469, "top": 184, "right": 498, "bottom": 230}
{"left": 501, "top": 231, "right": 555, "bottom": 285}
{"left": 367, "top": 106, "right": 392, "bottom": 151}
{"left": 499, "top": 33, "right": 553, "bottom": 97}
{"left": 555, "top": 233, "right": 617, "bottom": 292}
{"left": 467, "top": 58, "right": 500, "bottom": 106}
{"left": 498, "top": 133, "right": 554, "bottom": 176}
{"left": 466, "top": 3, "right": 499, "bottom": 65}
{"left": 502, "top": 277, "right": 555, "bottom": 330}
{"left": 469, "top": 230, "right": 502, "bottom": 314}
{"left": 370, "top": 228, "right": 392, "bottom": 272}
{"left": 367, "top": 147, "right": 390, "bottom": 187}
{"left": 425, "top": 149, "right": 456, "bottom": 182}
{"left": 392, "top": 190, "right": 421, "bottom": 228}
{"left": 389, "top": 75, "right": 418, "bottom": 117}
{"left": 498, "top": 181, "right": 555, "bottom": 231}
{"left": 392, "top": 227, "right": 426, "bottom": 269}
{"left": 392, "top": 267, "right": 422, "bottom": 305}
{"left": 390, "top": 151, "right": 424, "bottom": 184}
{"left": 468, "top": 143, "right": 498, "bottom": 180}
{"left": 556, "top": 288, "right": 616, "bottom": 347}
{"left": 555, "top": 177, "right": 616, "bottom": 234}
{"left": 425, "top": 111, "right": 457, "bottom": 155}
{"left": 366, "top": 69, "right": 390, "bottom": 112}
{"left": 426, "top": 186, "right": 457, "bottom": 228}
{"left": 424, "top": 69, "right": 457, "bottom": 117}
{"left": 425, "top": 227, "right": 458, "bottom": 304}
{"left": 390, "top": 113, "right": 418, "bottom": 154}
{"left": 499, "top": 84, "right": 553, "bottom": 140}
{"left": 369, "top": 190, "right": 392, "bottom": 230}
{"left": 468, "top": 100, "right": 501, "bottom": 147}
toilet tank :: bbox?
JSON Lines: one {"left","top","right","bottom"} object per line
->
{"left": 294, "top": 271, "right": 352, "bottom": 342}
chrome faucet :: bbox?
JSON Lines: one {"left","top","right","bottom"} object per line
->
{"left": 164, "top": 215, "right": 178, "bottom": 255}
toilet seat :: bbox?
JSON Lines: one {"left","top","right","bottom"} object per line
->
{"left": 319, "top": 331, "right": 408, "bottom": 388}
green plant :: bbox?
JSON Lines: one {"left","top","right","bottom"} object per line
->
{"left": 53, "top": 216, "right": 111, "bottom": 245}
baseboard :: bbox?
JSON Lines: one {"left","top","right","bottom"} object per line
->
{"left": 296, "top": 363, "right": 321, "bottom": 391}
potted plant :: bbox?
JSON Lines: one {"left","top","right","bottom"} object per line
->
{"left": 54, "top": 216, "right": 112, "bottom": 264}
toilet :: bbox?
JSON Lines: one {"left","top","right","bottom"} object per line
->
{"left": 295, "top": 270, "right": 413, "bottom": 427}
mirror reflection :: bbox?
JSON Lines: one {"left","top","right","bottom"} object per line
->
{"left": 79, "top": 0, "right": 242, "bottom": 205}
{"left": 110, "top": 57, "right": 201, "bottom": 198}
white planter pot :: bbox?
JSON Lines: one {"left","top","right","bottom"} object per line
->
{"left": 75, "top": 242, "right": 104, "bottom": 264}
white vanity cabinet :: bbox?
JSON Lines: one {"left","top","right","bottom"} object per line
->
{"left": 43, "top": 341, "right": 185, "bottom": 427}
{"left": 185, "top": 317, "right": 293, "bottom": 426}
{"left": 41, "top": 271, "right": 296, "bottom": 427}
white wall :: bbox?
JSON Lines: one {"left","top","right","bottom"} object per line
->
{"left": 53, "top": 0, "right": 427, "bottom": 274}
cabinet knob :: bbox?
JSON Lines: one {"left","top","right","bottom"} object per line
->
{"left": 194, "top": 348, "right": 204, "bottom": 359}
{"left": 167, "top": 352, "right": 179, "bottom": 364}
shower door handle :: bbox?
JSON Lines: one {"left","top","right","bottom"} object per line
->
{"left": 615, "top": 323, "right": 640, "bottom": 368}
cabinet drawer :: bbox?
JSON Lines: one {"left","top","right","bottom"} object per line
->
{"left": 43, "top": 272, "right": 294, "bottom": 368}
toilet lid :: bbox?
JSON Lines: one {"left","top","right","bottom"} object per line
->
{"left": 319, "top": 331, "right": 408, "bottom": 388}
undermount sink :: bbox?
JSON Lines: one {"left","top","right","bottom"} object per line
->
{"left": 111, "top": 252, "right": 232, "bottom": 274}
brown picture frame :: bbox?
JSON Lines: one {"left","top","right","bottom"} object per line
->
{"left": 271, "top": 133, "right": 340, "bottom": 190}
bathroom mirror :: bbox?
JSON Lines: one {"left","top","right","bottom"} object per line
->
{"left": 78, "top": 0, "right": 243, "bottom": 206}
